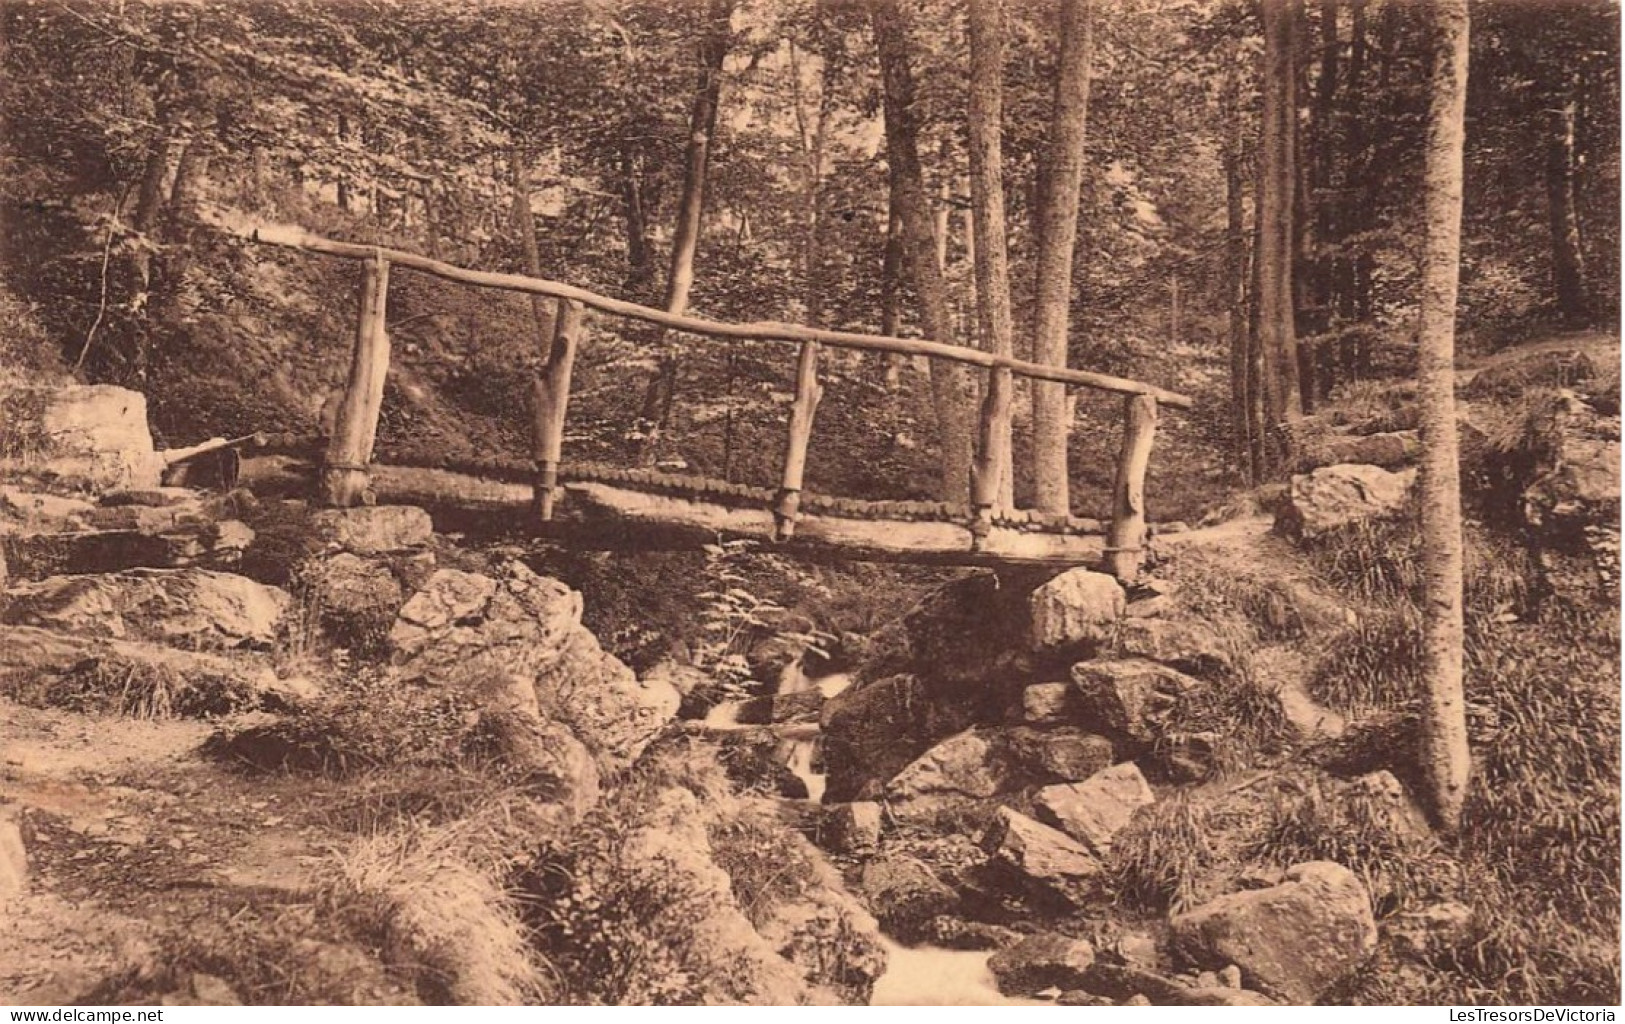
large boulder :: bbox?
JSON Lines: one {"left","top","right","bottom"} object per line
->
{"left": 981, "top": 807, "right": 1101, "bottom": 908}
{"left": 821, "top": 674, "right": 957, "bottom": 802}
{"left": 1032, "top": 762, "right": 1155, "bottom": 855}
{"left": 864, "top": 569, "right": 1041, "bottom": 705}
{"left": 0, "top": 384, "right": 162, "bottom": 490}
{"left": 1169, "top": 861, "right": 1378, "bottom": 1004}
{"left": 1000, "top": 726, "right": 1118, "bottom": 783}
{"left": 309, "top": 505, "right": 434, "bottom": 555}
{"left": 859, "top": 855, "right": 958, "bottom": 943}
{"left": 1277, "top": 464, "right": 1416, "bottom": 540}
{"left": 987, "top": 932, "right": 1096, "bottom": 996}
{"left": 390, "top": 562, "right": 679, "bottom": 769}
{"left": 1070, "top": 659, "right": 1203, "bottom": 742}
{"left": 819, "top": 801, "right": 882, "bottom": 855}
{"left": 883, "top": 726, "right": 1120, "bottom": 822}
{"left": 883, "top": 729, "right": 1007, "bottom": 821}
{"left": 2, "top": 568, "right": 289, "bottom": 650}
{"left": 1116, "top": 618, "right": 1233, "bottom": 677}
{"left": 1029, "top": 569, "right": 1125, "bottom": 655}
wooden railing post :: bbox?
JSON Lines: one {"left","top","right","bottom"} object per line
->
{"left": 775, "top": 339, "right": 823, "bottom": 540}
{"left": 532, "top": 298, "right": 584, "bottom": 521}
{"left": 321, "top": 250, "right": 391, "bottom": 507}
{"left": 969, "top": 364, "right": 1013, "bottom": 549}
{"left": 1106, "top": 392, "right": 1159, "bottom": 581}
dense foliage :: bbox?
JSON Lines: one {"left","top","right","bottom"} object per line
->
{"left": 1, "top": 0, "right": 1614, "bottom": 512}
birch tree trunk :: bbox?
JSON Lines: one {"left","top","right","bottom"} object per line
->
{"left": 967, "top": 0, "right": 1015, "bottom": 509}
{"left": 636, "top": 0, "right": 734, "bottom": 461}
{"left": 1417, "top": 0, "right": 1471, "bottom": 835}
{"left": 1257, "top": 0, "right": 1304, "bottom": 470}
{"left": 1547, "top": 74, "right": 1591, "bottom": 324}
{"left": 872, "top": 0, "right": 975, "bottom": 504}
{"left": 1030, "top": 0, "right": 1094, "bottom": 515}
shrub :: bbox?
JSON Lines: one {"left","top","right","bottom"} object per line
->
{"left": 517, "top": 807, "right": 720, "bottom": 1005}
{"left": 708, "top": 806, "right": 818, "bottom": 929}
{"left": 205, "top": 669, "right": 484, "bottom": 776}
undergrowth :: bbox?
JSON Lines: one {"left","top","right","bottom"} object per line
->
{"left": 1249, "top": 777, "right": 1458, "bottom": 918}
{"left": 1106, "top": 793, "right": 1218, "bottom": 915}
{"left": 2, "top": 656, "right": 261, "bottom": 719}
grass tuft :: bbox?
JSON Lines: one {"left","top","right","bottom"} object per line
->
{"left": 1106, "top": 793, "right": 1218, "bottom": 915}
{"left": 319, "top": 818, "right": 553, "bottom": 1005}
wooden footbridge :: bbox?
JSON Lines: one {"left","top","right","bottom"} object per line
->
{"left": 219, "top": 215, "right": 1192, "bottom": 580}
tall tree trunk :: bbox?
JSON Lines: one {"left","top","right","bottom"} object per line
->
{"left": 1030, "top": 0, "right": 1094, "bottom": 515}
{"left": 1257, "top": 0, "right": 1304, "bottom": 469}
{"left": 636, "top": 0, "right": 734, "bottom": 461}
{"left": 872, "top": 0, "right": 974, "bottom": 503}
{"left": 1417, "top": 0, "right": 1470, "bottom": 835}
{"left": 618, "top": 143, "right": 655, "bottom": 298}
{"left": 1339, "top": 0, "right": 1368, "bottom": 379}
{"left": 1546, "top": 74, "right": 1590, "bottom": 324}
{"left": 336, "top": 113, "right": 352, "bottom": 212}
{"left": 967, "top": 0, "right": 1015, "bottom": 509}
{"left": 881, "top": 199, "right": 908, "bottom": 389}
{"left": 510, "top": 147, "right": 556, "bottom": 342}
{"left": 1308, "top": 0, "right": 1340, "bottom": 404}
{"left": 127, "top": 133, "right": 176, "bottom": 310}
{"left": 1223, "top": 68, "right": 1260, "bottom": 483}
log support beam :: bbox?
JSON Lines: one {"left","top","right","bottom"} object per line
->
{"left": 322, "top": 251, "right": 391, "bottom": 508}
{"left": 1105, "top": 393, "right": 1158, "bottom": 581}
{"left": 532, "top": 298, "right": 584, "bottom": 521}
{"left": 775, "top": 340, "right": 823, "bottom": 541}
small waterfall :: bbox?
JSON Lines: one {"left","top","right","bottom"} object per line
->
{"left": 697, "top": 657, "right": 850, "bottom": 804}
{"left": 776, "top": 659, "right": 849, "bottom": 804}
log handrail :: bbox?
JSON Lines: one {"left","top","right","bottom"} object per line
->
{"left": 219, "top": 209, "right": 1180, "bottom": 580}
{"left": 215, "top": 213, "right": 1193, "bottom": 409}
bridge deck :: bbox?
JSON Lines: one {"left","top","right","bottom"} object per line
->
{"left": 238, "top": 446, "right": 1119, "bottom": 566}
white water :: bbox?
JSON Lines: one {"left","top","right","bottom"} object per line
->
{"left": 869, "top": 938, "right": 1044, "bottom": 1006}
{"left": 700, "top": 660, "right": 1035, "bottom": 1007}
{"left": 776, "top": 661, "right": 842, "bottom": 802}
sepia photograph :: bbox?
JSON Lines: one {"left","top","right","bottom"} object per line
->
{"left": 0, "top": 0, "right": 1618, "bottom": 1009}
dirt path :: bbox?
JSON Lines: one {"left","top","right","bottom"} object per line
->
{"left": 0, "top": 699, "right": 384, "bottom": 1005}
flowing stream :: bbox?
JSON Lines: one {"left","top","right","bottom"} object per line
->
{"left": 700, "top": 658, "right": 1030, "bottom": 1007}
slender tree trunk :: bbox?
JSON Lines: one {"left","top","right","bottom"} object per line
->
{"left": 872, "top": 0, "right": 974, "bottom": 503}
{"left": 881, "top": 199, "right": 906, "bottom": 388}
{"left": 1309, "top": 0, "right": 1340, "bottom": 404}
{"left": 336, "top": 113, "right": 352, "bottom": 212}
{"left": 636, "top": 0, "right": 734, "bottom": 461}
{"left": 967, "top": 0, "right": 1015, "bottom": 509}
{"left": 1339, "top": 0, "right": 1368, "bottom": 379}
{"left": 1030, "top": 0, "right": 1094, "bottom": 515}
{"left": 510, "top": 147, "right": 556, "bottom": 344}
{"left": 1546, "top": 75, "right": 1590, "bottom": 324}
{"left": 128, "top": 133, "right": 176, "bottom": 308}
{"left": 1417, "top": 0, "right": 1470, "bottom": 836}
{"left": 1223, "top": 69, "right": 1259, "bottom": 483}
{"left": 1258, "top": 0, "right": 1304, "bottom": 469}
{"left": 618, "top": 143, "right": 655, "bottom": 298}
